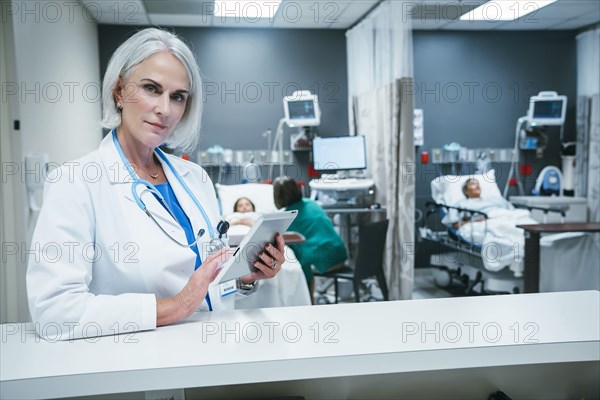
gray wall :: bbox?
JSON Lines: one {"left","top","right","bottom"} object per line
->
{"left": 98, "top": 26, "right": 348, "bottom": 184}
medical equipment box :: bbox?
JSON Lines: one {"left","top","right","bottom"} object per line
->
{"left": 509, "top": 196, "right": 587, "bottom": 223}
{"left": 309, "top": 178, "right": 376, "bottom": 208}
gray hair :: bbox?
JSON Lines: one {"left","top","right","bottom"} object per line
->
{"left": 101, "top": 28, "right": 202, "bottom": 152}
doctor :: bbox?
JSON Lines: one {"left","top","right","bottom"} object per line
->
{"left": 26, "top": 28, "right": 285, "bottom": 341}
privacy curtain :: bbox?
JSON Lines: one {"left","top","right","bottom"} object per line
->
{"left": 576, "top": 27, "right": 600, "bottom": 222}
{"left": 346, "top": 1, "right": 415, "bottom": 300}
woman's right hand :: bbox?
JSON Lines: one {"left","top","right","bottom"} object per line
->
{"left": 157, "top": 248, "right": 233, "bottom": 326}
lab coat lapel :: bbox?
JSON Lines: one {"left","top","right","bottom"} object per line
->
{"left": 97, "top": 133, "right": 186, "bottom": 244}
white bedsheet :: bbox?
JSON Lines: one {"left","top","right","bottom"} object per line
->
{"left": 236, "top": 246, "right": 311, "bottom": 309}
{"left": 457, "top": 208, "right": 537, "bottom": 275}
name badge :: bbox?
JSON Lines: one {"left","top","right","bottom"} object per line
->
{"left": 219, "top": 279, "right": 237, "bottom": 297}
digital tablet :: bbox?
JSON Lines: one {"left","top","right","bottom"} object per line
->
{"left": 214, "top": 210, "right": 298, "bottom": 284}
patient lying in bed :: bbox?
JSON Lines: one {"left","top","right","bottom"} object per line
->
{"left": 454, "top": 179, "right": 513, "bottom": 226}
{"left": 226, "top": 196, "right": 306, "bottom": 246}
{"left": 228, "top": 197, "right": 260, "bottom": 228}
{"left": 452, "top": 179, "right": 537, "bottom": 275}
{"left": 225, "top": 197, "right": 262, "bottom": 246}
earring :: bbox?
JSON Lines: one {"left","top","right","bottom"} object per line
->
{"left": 116, "top": 102, "right": 122, "bottom": 109}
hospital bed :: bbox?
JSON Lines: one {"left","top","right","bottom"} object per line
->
{"left": 214, "top": 183, "right": 311, "bottom": 308}
{"left": 419, "top": 170, "right": 568, "bottom": 295}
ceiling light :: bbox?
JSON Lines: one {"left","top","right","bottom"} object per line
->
{"left": 460, "top": 0, "right": 557, "bottom": 21}
{"left": 214, "top": 0, "right": 281, "bottom": 19}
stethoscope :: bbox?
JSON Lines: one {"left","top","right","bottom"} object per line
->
{"left": 112, "top": 130, "right": 229, "bottom": 255}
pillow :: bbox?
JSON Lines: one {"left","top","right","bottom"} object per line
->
{"left": 430, "top": 169, "right": 503, "bottom": 207}
{"left": 215, "top": 183, "right": 277, "bottom": 216}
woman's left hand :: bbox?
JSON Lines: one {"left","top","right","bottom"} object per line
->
{"left": 240, "top": 233, "right": 285, "bottom": 284}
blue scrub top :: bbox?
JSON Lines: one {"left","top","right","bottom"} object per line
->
{"left": 154, "top": 182, "right": 201, "bottom": 269}
{"left": 154, "top": 181, "right": 212, "bottom": 310}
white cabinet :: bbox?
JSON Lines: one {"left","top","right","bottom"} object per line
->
{"left": 509, "top": 196, "right": 587, "bottom": 223}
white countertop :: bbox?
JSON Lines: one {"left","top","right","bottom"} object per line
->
{"left": 1, "top": 291, "right": 599, "bottom": 399}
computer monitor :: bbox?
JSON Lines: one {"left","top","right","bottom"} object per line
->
{"left": 527, "top": 91, "right": 567, "bottom": 126}
{"left": 312, "top": 136, "right": 367, "bottom": 171}
{"left": 283, "top": 91, "right": 321, "bottom": 127}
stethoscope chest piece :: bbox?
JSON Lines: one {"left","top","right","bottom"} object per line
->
{"left": 206, "top": 220, "right": 230, "bottom": 255}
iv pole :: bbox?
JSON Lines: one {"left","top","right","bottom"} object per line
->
{"left": 270, "top": 118, "right": 287, "bottom": 181}
{"left": 503, "top": 116, "right": 527, "bottom": 198}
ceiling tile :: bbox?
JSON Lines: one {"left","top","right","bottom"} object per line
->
{"left": 433, "top": 0, "right": 599, "bottom": 31}
{"left": 547, "top": 14, "right": 600, "bottom": 29}
{"left": 81, "top": 0, "right": 150, "bottom": 24}
{"left": 270, "top": 19, "right": 333, "bottom": 28}
{"left": 211, "top": 16, "right": 275, "bottom": 28}
{"left": 334, "top": 0, "right": 379, "bottom": 28}
{"left": 517, "top": 0, "right": 599, "bottom": 20}
{"left": 495, "top": 18, "right": 569, "bottom": 30}
{"left": 550, "top": 0, "right": 600, "bottom": 12}
{"left": 441, "top": 20, "right": 506, "bottom": 30}
{"left": 409, "top": 2, "right": 484, "bottom": 22}
{"left": 83, "top": 0, "right": 600, "bottom": 30}
{"left": 144, "top": 1, "right": 214, "bottom": 15}
{"left": 272, "top": 0, "right": 342, "bottom": 27}
{"left": 149, "top": 13, "right": 213, "bottom": 27}
{"left": 412, "top": 20, "right": 450, "bottom": 30}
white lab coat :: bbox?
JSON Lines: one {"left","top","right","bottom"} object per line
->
{"left": 27, "top": 133, "right": 247, "bottom": 341}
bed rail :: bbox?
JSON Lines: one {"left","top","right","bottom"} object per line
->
{"left": 425, "top": 201, "right": 489, "bottom": 225}
{"left": 425, "top": 201, "right": 568, "bottom": 224}
{"left": 424, "top": 201, "right": 489, "bottom": 246}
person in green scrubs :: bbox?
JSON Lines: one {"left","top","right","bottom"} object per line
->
{"left": 274, "top": 176, "right": 348, "bottom": 303}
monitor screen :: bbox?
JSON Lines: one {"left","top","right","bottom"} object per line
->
{"left": 532, "top": 100, "right": 564, "bottom": 120}
{"left": 287, "top": 100, "right": 316, "bottom": 121}
{"left": 312, "top": 136, "right": 367, "bottom": 171}
{"left": 527, "top": 93, "right": 567, "bottom": 126}
{"left": 283, "top": 91, "right": 320, "bottom": 127}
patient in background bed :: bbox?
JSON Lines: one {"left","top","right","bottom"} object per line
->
{"left": 448, "top": 177, "right": 536, "bottom": 274}
{"left": 226, "top": 196, "right": 307, "bottom": 246}
{"left": 455, "top": 179, "right": 512, "bottom": 227}
{"left": 228, "top": 197, "right": 260, "bottom": 228}
{"left": 225, "top": 197, "right": 262, "bottom": 246}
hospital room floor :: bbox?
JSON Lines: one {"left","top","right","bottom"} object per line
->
{"left": 314, "top": 267, "right": 452, "bottom": 304}
{"left": 412, "top": 267, "right": 455, "bottom": 299}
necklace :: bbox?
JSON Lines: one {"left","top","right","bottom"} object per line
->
{"left": 146, "top": 165, "right": 160, "bottom": 179}
{"left": 139, "top": 157, "right": 160, "bottom": 179}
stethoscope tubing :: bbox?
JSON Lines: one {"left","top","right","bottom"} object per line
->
{"left": 111, "top": 130, "right": 218, "bottom": 247}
